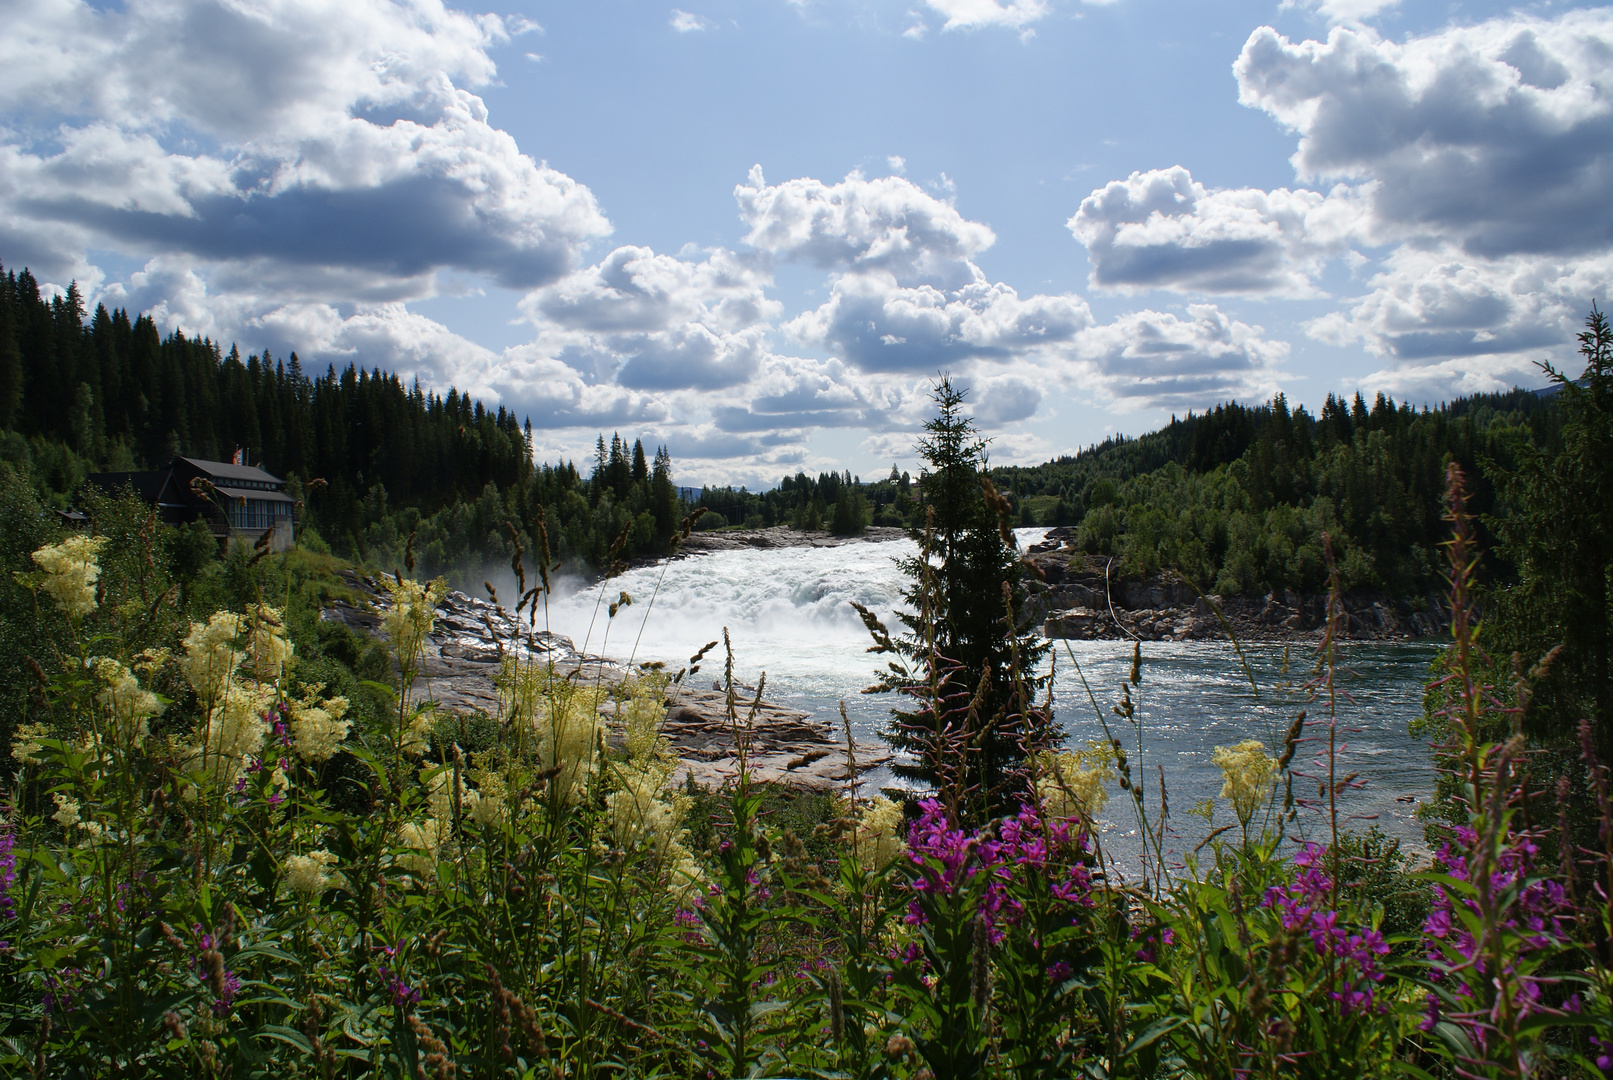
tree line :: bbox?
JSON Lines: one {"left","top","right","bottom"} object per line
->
{"left": 991, "top": 387, "right": 1560, "bottom": 597}
{"left": 0, "top": 262, "right": 684, "bottom": 586}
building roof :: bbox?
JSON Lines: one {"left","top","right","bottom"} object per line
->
{"left": 213, "top": 485, "right": 294, "bottom": 503}
{"left": 175, "top": 456, "right": 284, "bottom": 485}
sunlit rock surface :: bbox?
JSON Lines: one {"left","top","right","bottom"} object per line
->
{"left": 320, "top": 570, "right": 888, "bottom": 791}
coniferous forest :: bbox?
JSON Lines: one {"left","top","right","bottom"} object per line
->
{"left": 0, "top": 263, "right": 684, "bottom": 583}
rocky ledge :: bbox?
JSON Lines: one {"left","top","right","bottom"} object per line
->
{"left": 320, "top": 570, "right": 888, "bottom": 791}
{"left": 1023, "top": 528, "right": 1450, "bottom": 644}
{"left": 675, "top": 524, "right": 907, "bottom": 554}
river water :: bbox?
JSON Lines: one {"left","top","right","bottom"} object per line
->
{"left": 545, "top": 531, "right": 1442, "bottom": 873}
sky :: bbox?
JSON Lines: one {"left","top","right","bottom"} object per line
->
{"left": 2, "top": 0, "right": 1610, "bottom": 487}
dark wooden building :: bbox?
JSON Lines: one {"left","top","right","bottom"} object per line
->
{"left": 85, "top": 456, "right": 296, "bottom": 553}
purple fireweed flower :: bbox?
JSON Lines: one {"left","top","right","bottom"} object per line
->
{"left": 1262, "top": 847, "right": 1390, "bottom": 1015}
{"left": 0, "top": 825, "right": 16, "bottom": 923}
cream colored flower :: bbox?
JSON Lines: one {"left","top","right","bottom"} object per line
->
{"left": 12, "top": 722, "right": 49, "bottom": 766}
{"left": 93, "top": 658, "right": 161, "bottom": 746}
{"left": 181, "top": 612, "right": 245, "bottom": 703}
{"left": 182, "top": 684, "right": 273, "bottom": 785}
{"left": 288, "top": 685, "right": 351, "bottom": 763}
{"left": 533, "top": 684, "right": 603, "bottom": 805}
{"left": 395, "top": 817, "right": 449, "bottom": 882}
{"left": 619, "top": 675, "right": 670, "bottom": 761}
{"left": 605, "top": 758, "right": 689, "bottom": 856}
{"left": 399, "top": 707, "right": 436, "bottom": 758}
{"left": 243, "top": 605, "right": 294, "bottom": 682}
{"left": 1212, "top": 739, "right": 1277, "bottom": 827}
{"left": 466, "top": 764, "right": 507, "bottom": 828}
{"left": 284, "top": 850, "right": 341, "bottom": 897}
{"left": 848, "top": 795, "right": 906, "bottom": 871}
{"left": 52, "top": 792, "right": 80, "bottom": 828}
{"left": 1035, "top": 744, "right": 1115, "bottom": 822}
{"left": 29, "top": 535, "right": 107, "bottom": 617}
{"left": 379, "top": 576, "right": 447, "bottom": 665}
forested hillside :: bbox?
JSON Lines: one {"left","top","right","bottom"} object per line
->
{"left": 0, "top": 262, "right": 683, "bottom": 584}
{"left": 990, "top": 389, "right": 1560, "bottom": 596}
{"left": 0, "top": 257, "right": 1576, "bottom": 601}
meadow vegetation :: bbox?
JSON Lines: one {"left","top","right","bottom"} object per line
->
{"left": 1, "top": 449, "right": 1611, "bottom": 1079}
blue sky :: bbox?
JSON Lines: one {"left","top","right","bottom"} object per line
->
{"left": 2, "top": 0, "right": 1607, "bottom": 485}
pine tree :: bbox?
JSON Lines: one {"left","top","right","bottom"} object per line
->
{"left": 1487, "top": 303, "right": 1613, "bottom": 748}
{"left": 876, "top": 377, "right": 1053, "bottom": 821}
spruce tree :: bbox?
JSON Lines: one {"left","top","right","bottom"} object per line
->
{"left": 875, "top": 376, "right": 1053, "bottom": 821}
{"left": 1487, "top": 303, "right": 1613, "bottom": 748}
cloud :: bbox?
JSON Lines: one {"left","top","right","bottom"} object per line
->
{"left": 0, "top": 0, "right": 610, "bottom": 298}
{"left": 1070, "top": 305, "right": 1291, "bottom": 409}
{"left": 1279, "top": 0, "right": 1398, "bottom": 27}
{"left": 924, "top": 0, "right": 1049, "bottom": 32}
{"left": 1068, "top": 165, "right": 1366, "bottom": 296}
{"left": 786, "top": 271, "right": 1093, "bottom": 372}
{"left": 1235, "top": 11, "right": 1613, "bottom": 259}
{"left": 1305, "top": 245, "right": 1610, "bottom": 377}
{"left": 670, "top": 9, "right": 714, "bottom": 32}
{"left": 887, "top": 155, "right": 907, "bottom": 175}
{"left": 736, "top": 166, "right": 994, "bottom": 286}
{"left": 519, "top": 245, "right": 779, "bottom": 391}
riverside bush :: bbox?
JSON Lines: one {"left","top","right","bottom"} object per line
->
{"left": 1, "top": 466, "right": 1612, "bottom": 1078}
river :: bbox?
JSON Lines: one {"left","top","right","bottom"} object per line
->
{"left": 545, "top": 530, "right": 1442, "bottom": 873}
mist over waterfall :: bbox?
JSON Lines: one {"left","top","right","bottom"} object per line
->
{"left": 545, "top": 530, "right": 1440, "bottom": 867}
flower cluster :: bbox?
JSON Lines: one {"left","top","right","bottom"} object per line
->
{"left": 1262, "top": 844, "right": 1391, "bottom": 1014}
{"left": 379, "top": 576, "right": 447, "bottom": 668}
{"left": 287, "top": 684, "right": 351, "bottom": 763}
{"left": 1420, "top": 828, "right": 1573, "bottom": 1036}
{"left": 849, "top": 795, "right": 906, "bottom": 872}
{"left": 1212, "top": 739, "right": 1277, "bottom": 827}
{"left": 92, "top": 657, "right": 161, "bottom": 747}
{"left": 283, "top": 850, "right": 341, "bottom": 898}
{"left": 1034, "top": 744, "right": 1113, "bottom": 823}
{"left": 28, "top": 535, "right": 107, "bottom": 618}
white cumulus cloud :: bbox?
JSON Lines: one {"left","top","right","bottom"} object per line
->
{"left": 1068, "top": 165, "right": 1367, "bottom": 296}
{"left": 924, "top": 0, "right": 1049, "bottom": 32}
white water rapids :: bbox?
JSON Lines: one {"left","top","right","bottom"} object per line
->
{"left": 544, "top": 530, "right": 1441, "bottom": 870}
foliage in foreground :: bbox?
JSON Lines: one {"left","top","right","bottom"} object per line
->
{"left": 1, "top": 468, "right": 1612, "bottom": 1079}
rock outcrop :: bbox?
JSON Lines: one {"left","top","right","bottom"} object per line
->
{"left": 320, "top": 570, "right": 888, "bottom": 791}
{"left": 1023, "top": 528, "right": 1451, "bottom": 644}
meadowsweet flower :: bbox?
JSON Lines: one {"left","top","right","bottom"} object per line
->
{"left": 93, "top": 657, "right": 161, "bottom": 746}
{"left": 466, "top": 763, "right": 507, "bottom": 827}
{"left": 395, "top": 817, "right": 449, "bottom": 882}
{"left": 51, "top": 793, "right": 80, "bottom": 829}
{"left": 605, "top": 758, "right": 690, "bottom": 860}
{"left": 850, "top": 795, "right": 906, "bottom": 871}
{"left": 182, "top": 612, "right": 245, "bottom": 702}
{"left": 242, "top": 604, "right": 293, "bottom": 682}
{"left": 399, "top": 707, "right": 436, "bottom": 757}
{"left": 288, "top": 684, "right": 351, "bottom": 763}
{"left": 1035, "top": 743, "right": 1114, "bottom": 822}
{"left": 619, "top": 674, "right": 670, "bottom": 760}
{"left": 11, "top": 722, "right": 48, "bottom": 766}
{"left": 533, "top": 684, "right": 603, "bottom": 804}
{"left": 283, "top": 849, "right": 341, "bottom": 897}
{"left": 1212, "top": 739, "right": 1276, "bottom": 826}
{"left": 379, "top": 576, "right": 447, "bottom": 664}
{"left": 29, "top": 535, "right": 106, "bottom": 617}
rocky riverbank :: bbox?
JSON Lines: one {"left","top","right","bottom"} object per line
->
{"left": 320, "top": 570, "right": 889, "bottom": 791}
{"left": 675, "top": 524, "right": 907, "bottom": 555}
{"left": 1023, "top": 528, "right": 1450, "bottom": 644}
